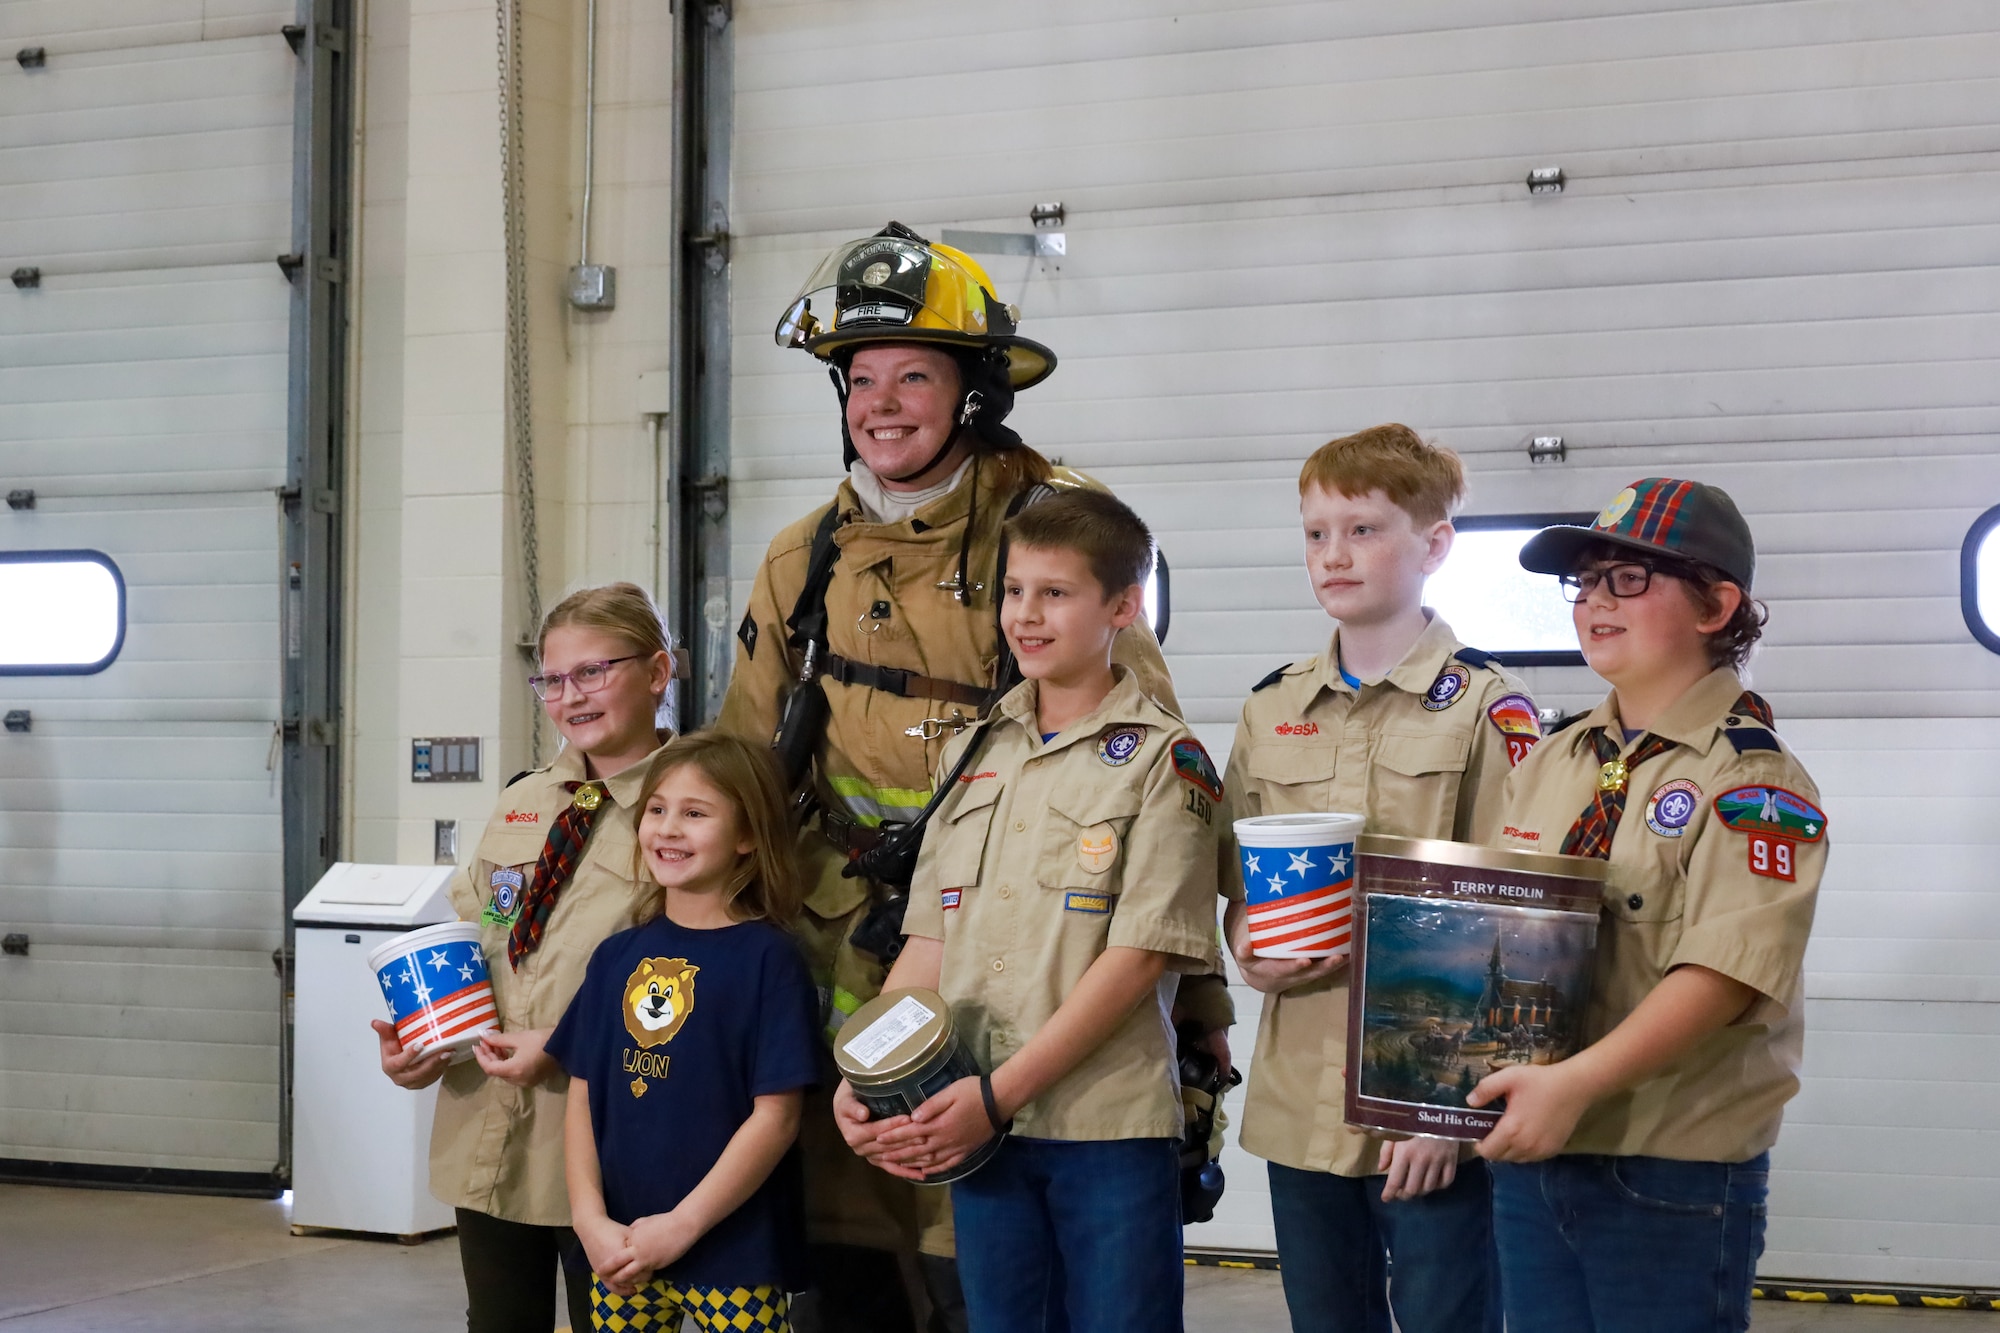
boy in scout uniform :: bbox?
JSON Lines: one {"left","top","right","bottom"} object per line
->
{"left": 1470, "top": 479, "right": 1826, "bottom": 1333}
{"left": 833, "top": 490, "right": 1221, "bottom": 1333}
{"left": 1220, "top": 425, "right": 1524, "bottom": 1333}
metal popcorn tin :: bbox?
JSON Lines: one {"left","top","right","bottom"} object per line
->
{"left": 834, "top": 987, "right": 1000, "bottom": 1184}
{"left": 1345, "top": 835, "right": 1610, "bottom": 1141}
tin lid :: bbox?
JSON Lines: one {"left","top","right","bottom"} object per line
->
{"left": 834, "top": 987, "right": 955, "bottom": 1087}
{"left": 1357, "top": 833, "right": 1612, "bottom": 884}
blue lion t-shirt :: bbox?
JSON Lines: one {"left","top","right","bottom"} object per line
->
{"left": 546, "top": 913, "right": 818, "bottom": 1291}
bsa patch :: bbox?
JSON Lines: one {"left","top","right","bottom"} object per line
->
{"left": 1422, "top": 664, "right": 1471, "bottom": 711}
{"left": 1077, "top": 827, "right": 1119, "bottom": 874}
{"left": 1713, "top": 786, "right": 1826, "bottom": 843}
{"left": 1097, "top": 726, "right": 1146, "bottom": 767}
{"left": 736, "top": 611, "right": 758, "bottom": 660}
{"left": 1645, "top": 779, "right": 1702, "bottom": 838}
{"left": 1486, "top": 693, "right": 1542, "bottom": 766}
{"left": 1063, "top": 891, "right": 1112, "bottom": 915}
{"left": 1171, "top": 739, "right": 1223, "bottom": 801}
{"left": 941, "top": 889, "right": 962, "bottom": 911}
{"left": 481, "top": 867, "right": 527, "bottom": 925}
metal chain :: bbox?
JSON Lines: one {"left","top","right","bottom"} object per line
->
{"left": 495, "top": 0, "right": 542, "bottom": 762}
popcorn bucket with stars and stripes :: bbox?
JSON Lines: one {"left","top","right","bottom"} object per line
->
{"left": 1236, "top": 812, "right": 1366, "bottom": 959}
{"left": 366, "top": 921, "right": 499, "bottom": 1061}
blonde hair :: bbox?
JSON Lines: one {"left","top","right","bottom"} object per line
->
{"left": 539, "top": 583, "right": 674, "bottom": 729}
{"left": 631, "top": 731, "right": 802, "bottom": 929}
{"left": 1298, "top": 424, "right": 1466, "bottom": 526}
{"left": 538, "top": 582, "right": 672, "bottom": 661}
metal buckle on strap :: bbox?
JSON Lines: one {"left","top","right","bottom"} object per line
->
{"left": 905, "top": 709, "right": 974, "bottom": 740}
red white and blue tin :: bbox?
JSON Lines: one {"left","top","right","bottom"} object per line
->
{"left": 1234, "top": 812, "right": 1366, "bottom": 958}
{"left": 366, "top": 921, "right": 499, "bottom": 1061}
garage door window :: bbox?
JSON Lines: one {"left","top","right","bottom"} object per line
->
{"left": 0, "top": 550, "right": 127, "bottom": 675}
{"left": 1426, "top": 516, "right": 1589, "bottom": 667}
{"left": 1962, "top": 505, "right": 2000, "bottom": 654}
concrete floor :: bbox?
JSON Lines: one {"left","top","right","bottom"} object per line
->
{"left": 0, "top": 1183, "right": 1969, "bottom": 1331}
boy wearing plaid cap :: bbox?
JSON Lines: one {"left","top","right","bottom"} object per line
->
{"left": 1470, "top": 479, "right": 1827, "bottom": 1332}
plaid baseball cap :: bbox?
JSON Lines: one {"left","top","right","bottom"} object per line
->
{"left": 1519, "top": 478, "right": 1756, "bottom": 588}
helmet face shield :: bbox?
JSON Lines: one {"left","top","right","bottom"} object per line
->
{"left": 774, "top": 225, "right": 1057, "bottom": 389}
{"left": 773, "top": 236, "right": 988, "bottom": 347}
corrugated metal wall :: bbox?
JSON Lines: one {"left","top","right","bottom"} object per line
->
{"left": 0, "top": 3, "right": 295, "bottom": 1174}
{"left": 729, "top": 0, "right": 2000, "bottom": 1283}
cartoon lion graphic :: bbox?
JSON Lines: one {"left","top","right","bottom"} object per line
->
{"left": 622, "top": 957, "right": 699, "bottom": 1047}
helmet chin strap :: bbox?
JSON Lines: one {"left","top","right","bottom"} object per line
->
{"left": 880, "top": 388, "right": 981, "bottom": 486}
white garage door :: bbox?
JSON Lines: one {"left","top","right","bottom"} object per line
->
{"left": 0, "top": 4, "right": 298, "bottom": 1180}
{"left": 727, "top": 0, "right": 2000, "bottom": 1285}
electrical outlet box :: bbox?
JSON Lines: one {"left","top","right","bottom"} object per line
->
{"left": 412, "top": 736, "right": 482, "bottom": 782}
{"left": 569, "top": 263, "right": 616, "bottom": 311}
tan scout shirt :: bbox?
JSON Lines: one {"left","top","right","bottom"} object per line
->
{"left": 716, "top": 461, "right": 1184, "bottom": 1251}
{"left": 1221, "top": 615, "right": 1531, "bottom": 1176}
{"left": 1494, "top": 668, "right": 1825, "bottom": 1162}
{"left": 904, "top": 670, "right": 1221, "bottom": 1142}
{"left": 428, "top": 742, "right": 666, "bottom": 1226}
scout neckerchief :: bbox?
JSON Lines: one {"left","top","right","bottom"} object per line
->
{"left": 1560, "top": 690, "right": 1774, "bottom": 860}
{"left": 507, "top": 780, "right": 608, "bottom": 968}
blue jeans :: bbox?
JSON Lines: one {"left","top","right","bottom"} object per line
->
{"left": 1265, "top": 1159, "right": 1501, "bottom": 1333}
{"left": 1489, "top": 1154, "right": 1770, "bottom": 1333}
{"left": 951, "top": 1136, "right": 1182, "bottom": 1333}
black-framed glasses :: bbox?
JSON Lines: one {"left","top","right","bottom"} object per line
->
{"left": 1558, "top": 561, "right": 1685, "bottom": 603}
{"left": 529, "top": 656, "right": 641, "bottom": 701}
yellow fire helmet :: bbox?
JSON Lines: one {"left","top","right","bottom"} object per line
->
{"left": 775, "top": 222, "right": 1056, "bottom": 390}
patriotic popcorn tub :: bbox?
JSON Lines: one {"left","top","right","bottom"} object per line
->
{"left": 1234, "top": 812, "right": 1366, "bottom": 959}
{"left": 367, "top": 921, "right": 500, "bottom": 1061}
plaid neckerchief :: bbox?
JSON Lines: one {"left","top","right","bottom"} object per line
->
{"left": 1559, "top": 690, "right": 1774, "bottom": 860}
{"left": 508, "top": 781, "right": 608, "bottom": 969}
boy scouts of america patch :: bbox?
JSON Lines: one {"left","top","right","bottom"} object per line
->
{"left": 1422, "top": 664, "right": 1472, "bottom": 711}
{"left": 1486, "top": 693, "right": 1542, "bottom": 766}
{"left": 1645, "top": 779, "right": 1702, "bottom": 838}
{"left": 1171, "top": 739, "right": 1223, "bottom": 800}
{"left": 481, "top": 866, "right": 527, "bottom": 925}
{"left": 1097, "top": 726, "right": 1146, "bottom": 766}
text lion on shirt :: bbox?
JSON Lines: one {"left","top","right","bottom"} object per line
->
{"left": 622, "top": 957, "right": 699, "bottom": 1047}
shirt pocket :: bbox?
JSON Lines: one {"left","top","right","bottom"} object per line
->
{"left": 1037, "top": 784, "right": 1145, "bottom": 895}
{"left": 932, "top": 778, "right": 1004, "bottom": 889}
{"left": 1243, "top": 744, "right": 1340, "bottom": 813}
{"left": 1365, "top": 732, "right": 1470, "bottom": 835}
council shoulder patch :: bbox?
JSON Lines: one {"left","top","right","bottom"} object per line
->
{"left": 1713, "top": 785, "right": 1827, "bottom": 843}
{"left": 1422, "top": 663, "right": 1472, "bottom": 712}
{"left": 1644, "top": 779, "right": 1702, "bottom": 838}
{"left": 1171, "top": 738, "right": 1223, "bottom": 801}
{"left": 1486, "top": 692, "right": 1542, "bottom": 767}
{"left": 1097, "top": 725, "right": 1147, "bottom": 767}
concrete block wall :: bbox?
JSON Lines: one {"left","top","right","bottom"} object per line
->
{"left": 342, "top": 0, "right": 677, "bottom": 866}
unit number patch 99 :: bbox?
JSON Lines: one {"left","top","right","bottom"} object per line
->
{"left": 1745, "top": 833, "right": 1795, "bottom": 881}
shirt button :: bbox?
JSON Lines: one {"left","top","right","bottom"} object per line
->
{"left": 1014, "top": 820, "right": 1026, "bottom": 832}
{"left": 991, "top": 958, "right": 1005, "bottom": 973}
{"left": 1627, "top": 894, "right": 1645, "bottom": 911}
{"left": 999, "top": 886, "right": 1011, "bottom": 900}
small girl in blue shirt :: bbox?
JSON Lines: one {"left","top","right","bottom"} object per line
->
{"left": 548, "top": 731, "right": 819, "bottom": 1331}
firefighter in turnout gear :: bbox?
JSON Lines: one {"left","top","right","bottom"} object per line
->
{"left": 720, "top": 224, "right": 1225, "bottom": 1333}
